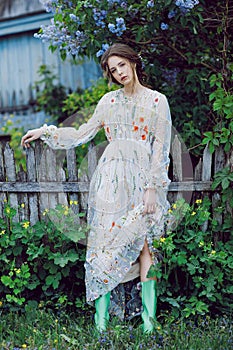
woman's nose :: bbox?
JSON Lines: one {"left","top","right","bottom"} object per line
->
{"left": 116, "top": 67, "right": 122, "bottom": 75}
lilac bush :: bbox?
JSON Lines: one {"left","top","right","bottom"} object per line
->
{"left": 35, "top": 0, "right": 232, "bottom": 156}
{"left": 36, "top": 0, "right": 200, "bottom": 58}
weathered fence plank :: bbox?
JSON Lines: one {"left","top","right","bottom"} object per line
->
{"left": 26, "top": 146, "right": 39, "bottom": 224}
{"left": 4, "top": 143, "right": 19, "bottom": 221}
{"left": 212, "top": 146, "right": 226, "bottom": 241}
{"left": 0, "top": 144, "right": 7, "bottom": 217}
{"left": 0, "top": 180, "right": 214, "bottom": 193}
{"left": 66, "top": 148, "right": 79, "bottom": 217}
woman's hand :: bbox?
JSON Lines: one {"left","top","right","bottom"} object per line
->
{"left": 21, "top": 128, "right": 43, "bottom": 148}
{"left": 142, "top": 188, "right": 157, "bottom": 215}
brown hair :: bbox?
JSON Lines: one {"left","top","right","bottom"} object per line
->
{"left": 100, "top": 43, "right": 148, "bottom": 86}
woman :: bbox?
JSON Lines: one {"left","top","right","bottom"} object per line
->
{"left": 21, "top": 43, "right": 172, "bottom": 333}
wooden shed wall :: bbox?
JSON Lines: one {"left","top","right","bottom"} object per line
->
{"left": 0, "top": 2, "right": 101, "bottom": 131}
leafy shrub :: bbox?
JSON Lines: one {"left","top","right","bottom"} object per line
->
{"left": 34, "top": 65, "right": 68, "bottom": 123}
{"left": 150, "top": 197, "right": 233, "bottom": 319}
{"left": 0, "top": 201, "right": 88, "bottom": 312}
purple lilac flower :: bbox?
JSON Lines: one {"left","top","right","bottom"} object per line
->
{"left": 120, "top": 2, "right": 127, "bottom": 8}
{"left": 147, "top": 0, "right": 154, "bottom": 8}
{"left": 168, "top": 9, "right": 177, "bottom": 18}
{"left": 34, "top": 19, "right": 85, "bottom": 56}
{"left": 175, "top": 0, "right": 199, "bottom": 14}
{"left": 102, "top": 43, "right": 110, "bottom": 51}
{"left": 39, "top": 0, "right": 58, "bottom": 13}
{"left": 108, "top": 17, "right": 126, "bottom": 36}
{"left": 107, "top": 0, "right": 124, "bottom": 5}
{"left": 69, "top": 13, "right": 79, "bottom": 22}
{"left": 108, "top": 23, "right": 116, "bottom": 33}
{"left": 93, "top": 9, "right": 107, "bottom": 28}
{"left": 162, "top": 68, "right": 180, "bottom": 85}
{"left": 96, "top": 43, "right": 110, "bottom": 57}
{"left": 161, "top": 22, "right": 169, "bottom": 30}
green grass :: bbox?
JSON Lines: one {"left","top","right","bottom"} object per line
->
{"left": 0, "top": 307, "right": 232, "bottom": 350}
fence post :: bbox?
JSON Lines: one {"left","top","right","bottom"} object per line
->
{"left": 66, "top": 148, "right": 79, "bottom": 219}
{"left": 26, "top": 145, "right": 39, "bottom": 225}
{"left": 0, "top": 144, "right": 7, "bottom": 217}
{"left": 212, "top": 146, "right": 226, "bottom": 242}
{"left": 4, "top": 143, "right": 19, "bottom": 221}
{"left": 171, "top": 135, "right": 183, "bottom": 201}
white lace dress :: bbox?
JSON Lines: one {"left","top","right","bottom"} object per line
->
{"left": 41, "top": 87, "right": 172, "bottom": 303}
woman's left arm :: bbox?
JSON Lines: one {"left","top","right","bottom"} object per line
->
{"left": 143, "top": 94, "right": 172, "bottom": 214}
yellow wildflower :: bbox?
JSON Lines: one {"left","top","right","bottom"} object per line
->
{"left": 211, "top": 250, "right": 216, "bottom": 255}
{"left": 15, "top": 269, "right": 21, "bottom": 274}
{"left": 0, "top": 301, "right": 3, "bottom": 307}
{"left": 43, "top": 208, "right": 49, "bottom": 216}
{"left": 3, "top": 198, "right": 7, "bottom": 203}
{"left": 160, "top": 237, "right": 166, "bottom": 243}
{"left": 21, "top": 344, "right": 27, "bottom": 349}
{"left": 22, "top": 221, "right": 30, "bottom": 229}
{"left": 64, "top": 210, "right": 69, "bottom": 216}
{"left": 6, "top": 207, "right": 10, "bottom": 214}
{"left": 172, "top": 203, "right": 177, "bottom": 209}
{"left": 70, "top": 200, "right": 74, "bottom": 205}
{"left": 195, "top": 199, "right": 202, "bottom": 204}
{"left": 73, "top": 200, "right": 78, "bottom": 205}
{"left": 168, "top": 209, "right": 173, "bottom": 214}
{"left": 0, "top": 230, "right": 5, "bottom": 235}
{"left": 191, "top": 211, "right": 196, "bottom": 216}
{"left": 199, "top": 241, "right": 204, "bottom": 247}
{"left": 157, "top": 326, "right": 161, "bottom": 330}
{"left": 21, "top": 203, "right": 25, "bottom": 208}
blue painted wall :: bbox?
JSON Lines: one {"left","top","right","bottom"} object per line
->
{"left": 0, "top": 6, "right": 101, "bottom": 131}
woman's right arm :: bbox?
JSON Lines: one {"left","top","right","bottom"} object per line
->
{"left": 21, "top": 126, "right": 45, "bottom": 148}
{"left": 21, "top": 95, "right": 106, "bottom": 149}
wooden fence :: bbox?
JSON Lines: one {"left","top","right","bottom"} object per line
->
{"left": 0, "top": 137, "right": 232, "bottom": 225}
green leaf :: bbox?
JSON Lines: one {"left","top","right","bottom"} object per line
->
{"left": 54, "top": 252, "right": 79, "bottom": 267}
{"left": 1, "top": 275, "right": 13, "bottom": 287}
{"left": 222, "top": 178, "right": 230, "bottom": 190}
{"left": 166, "top": 298, "right": 181, "bottom": 308}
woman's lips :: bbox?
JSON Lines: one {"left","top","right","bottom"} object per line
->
{"left": 121, "top": 76, "right": 127, "bottom": 81}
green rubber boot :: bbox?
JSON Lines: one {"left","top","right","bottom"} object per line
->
{"left": 94, "top": 292, "right": 111, "bottom": 332}
{"left": 141, "top": 280, "right": 157, "bottom": 333}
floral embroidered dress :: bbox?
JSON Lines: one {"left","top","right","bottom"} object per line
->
{"left": 41, "top": 87, "right": 172, "bottom": 305}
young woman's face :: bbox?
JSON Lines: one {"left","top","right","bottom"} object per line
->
{"left": 107, "top": 56, "right": 135, "bottom": 86}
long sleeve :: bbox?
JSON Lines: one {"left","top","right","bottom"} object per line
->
{"left": 146, "top": 94, "right": 172, "bottom": 190}
{"left": 40, "top": 96, "right": 105, "bottom": 150}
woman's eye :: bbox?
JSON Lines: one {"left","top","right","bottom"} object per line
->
{"left": 111, "top": 69, "right": 116, "bottom": 73}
